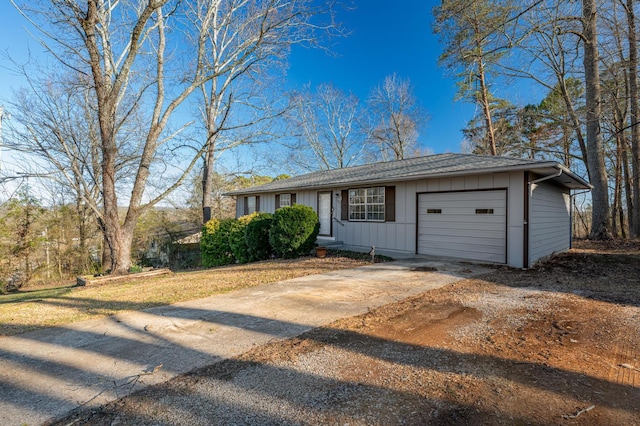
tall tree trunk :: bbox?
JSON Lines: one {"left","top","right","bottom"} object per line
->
{"left": 612, "top": 73, "right": 629, "bottom": 237}
{"left": 202, "top": 136, "right": 216, "bottom": 223}
{"left": 478, "top": 62, "right": 497, "bottom": 155}
{"left": 626, "top": 0, "right": 640, "bottom": 237}
{"left": 583, "top": 0, "right": 612, "bottom": 239}
{"left": 623, "top": 144, "right": 634, "bottom": 231}
{"left": 83, "top": 0, "right": 132, "bottom": 274}
{"left": 562, "top": 120, "right": 572, "bottom": 168}
{"left": 475, "top": 39, "right": 497, "bottom": 156}
{"left": 559, "top": 79, "right": 588, "bottom": 170}
{"left": 100, "top": 121, "right": 131, "bottom": 273}
{"left": 76, "top": 192, "right": 89, "bottom": 273}
{"left": 614, "top": 134, "right": 625, "bottom": 238}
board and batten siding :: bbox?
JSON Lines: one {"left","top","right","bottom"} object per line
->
{"left": 235, "top": 192, "right": 316, "bottom": 217}
{"left": 413, "top": 172, "right": 525, "bottom": 267}
{"left": 234, "top": 171, "right": 527, "bottom": 268}
{"left": 332, "top": 171, "right": 525, "bottom": 266}
{"left": 529, "top": 181, "right": 571, "bottom": 264}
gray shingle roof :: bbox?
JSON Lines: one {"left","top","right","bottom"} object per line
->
{"left": 226, "top": 153, "right": 591, "bottom": 195}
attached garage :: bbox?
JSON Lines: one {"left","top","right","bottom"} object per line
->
{"left": 227, "top": 153, "right": 592, "bottom": 268}
{"left": 417, "top": 190, "right": 507, "bottom": 263}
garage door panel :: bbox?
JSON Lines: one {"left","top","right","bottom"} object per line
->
{"left": 418, "top": 232, "right": 506, "bottom": 246}
{"left": 418, "top": 238, "right": 505, "bottom": 252}
{"left": 419, "top": 226, "right": 505, "bottom": 237}
{"left": 420, "top": 199, "right": 505, "bottom": 208}
{"left": 418, "top": 208, "right": 506, "bottom": 216}
{"left": 417, "top": 206, "right": 507, "bottom": 213}
{"left": 427, "top": 246, "right": 506, "bottom": 257}
{"left": 421, "top": 192, "right": 506, "bottom": 201}
{"left": 420, "top": 246, "right": 505, "bottom": 263}
{"left": 421, "top": 199, "right": 506, "bottom": 207}
{"left": 418, "top": 215, "right": 506, "bottom": 225}
{"left": 417, "top": 190, "right": 507, "bottom": 264}
{"left": 419, "top": 193, "right": 506, "bottom": 203}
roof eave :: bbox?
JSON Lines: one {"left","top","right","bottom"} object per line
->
{"left": 225, "top": 162, "right": 591, "bottom": 196}
{"left": 553, "top": 163, "right": 593, "bottom": 189}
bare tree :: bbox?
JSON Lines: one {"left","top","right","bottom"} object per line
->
{"left": 581, "top": 0, "right": 612, "bottom": 239}
{"left": 503, "top": 1, "right": 589, "bottom": 166}
{"left": 3, "top": 71, "right": 109, "bottom": 259}
{"left": 10, "top": 0, "right": 337, "bottom": 273}
{"left": 286, "top": 83, "right": 365, "bottom": 171}
{"left": 365, "top": 74, "right": 427, "bottom": 161}
{"left": 622, "top": 0, "right": 640, "bottom": 237}
{"left": 192, "top": 0, "right": 338, "bottom": 223}
{"left": 497, "top": 0, "right": 611, "bottom": 238}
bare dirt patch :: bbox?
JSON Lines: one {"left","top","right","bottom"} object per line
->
{"left": 50, "top": 242, "right": 640, "bottom": 425}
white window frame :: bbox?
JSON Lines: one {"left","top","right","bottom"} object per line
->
{"left": 349, "top": 187, "right": 385, "bottom": 221}
{"left": 279, "top": 193, "right": 291, "bottom": 208}
{"left": 246, "top": 196, "right": 256, "bottom": 214}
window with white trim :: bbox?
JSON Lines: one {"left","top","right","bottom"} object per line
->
{"left": 246, "top": 196, "right": 256, "bottom": 214}
{"left": 279, "top": 193, "right": 291, "bottom": 208}
{"left": 349, "top": 187, "right": 385, "bottom": 221}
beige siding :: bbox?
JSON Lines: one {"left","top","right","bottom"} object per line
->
{"left": 529, "top": 182, "right": 570, "bottom": 264}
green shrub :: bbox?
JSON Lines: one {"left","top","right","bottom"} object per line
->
{"left": 229, "top": 213, "right": 258, "bottom": 264}
{"left": 201, "top": 218, "right": 236, "bottom": 267}
{"left": 129, "top": 264, "right": 143, "bottom": 273}
{"left": 269, "top": 205, "right": 320, "bottom": 258}
{"left": 245, "top": 212, "right": 273, "bottom": 262}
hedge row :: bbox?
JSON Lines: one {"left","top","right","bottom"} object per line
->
{"left": 201, "top": 205, "right": 320, "bottom": 268}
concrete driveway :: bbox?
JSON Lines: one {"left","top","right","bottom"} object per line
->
{"left": 0, "top": 259, "right": 489, "bottom": 425}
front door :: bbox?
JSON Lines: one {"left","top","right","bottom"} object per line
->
{"left": 318, "top": 191, "right": 332, "bottom": 237}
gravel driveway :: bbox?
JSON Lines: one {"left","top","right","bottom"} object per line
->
{"left": 1, "top": 259, "right": 487, "bottom": 426}
{"left": 49, "top": 242, "right": 640, "bottom": 425}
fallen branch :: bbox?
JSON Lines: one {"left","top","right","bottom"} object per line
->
{"left": 619, "top": 363, "right": 639, "bottom": 371}
{"left": 561, "top": 404, "right": 595, "bottom": 419}
{"left": 73, "top": 364, "right": 164, "bottom": 410}
{"left": 76, "top": 269, "right": 173, "bottom": 286}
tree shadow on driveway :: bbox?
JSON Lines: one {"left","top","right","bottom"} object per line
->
{"left": 3, "top": 302, "right": 630, "bottom": 425}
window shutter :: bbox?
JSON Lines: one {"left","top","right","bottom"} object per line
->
{"left": 256, "top": 196, "right": 260, "bottom": 212}
{"left": 275, "top": 194, "right": 280, "bottom": 209}
{"left": 341, "top": 190, "right": 349, "bottom": 221}
{"left": 243, "top": 197, "right": 249, "bottom": 216}
{"left": 291, "top": 193, "right": 296, "bottom": 204}
{"left": 385, "top": 186, "right": 396, "bottom": 222}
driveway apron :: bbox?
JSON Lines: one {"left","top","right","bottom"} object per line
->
{"left": 0, "top": 259, "right": 489, "bottom": 425}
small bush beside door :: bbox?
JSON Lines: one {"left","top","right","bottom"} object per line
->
{"left": 269, "top": 205, "right": 320, "bottom": 259}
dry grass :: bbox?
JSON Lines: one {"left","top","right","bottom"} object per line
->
{"left": 0, "top": 256, "right": 367, "bottom": 337}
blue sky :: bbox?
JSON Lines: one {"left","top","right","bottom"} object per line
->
{"left": 0, "top": 1, "right": 480, "bottom": 155}
{"left": 287, "top": 0, "right": 477, "bottom": 153}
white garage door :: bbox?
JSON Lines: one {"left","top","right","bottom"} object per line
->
{"left": 417, "top": 190, "right": 507, "bottom": 263}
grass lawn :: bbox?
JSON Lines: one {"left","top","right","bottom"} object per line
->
{"left": 0, "top": 256, "right": 367, "bottom": 337}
